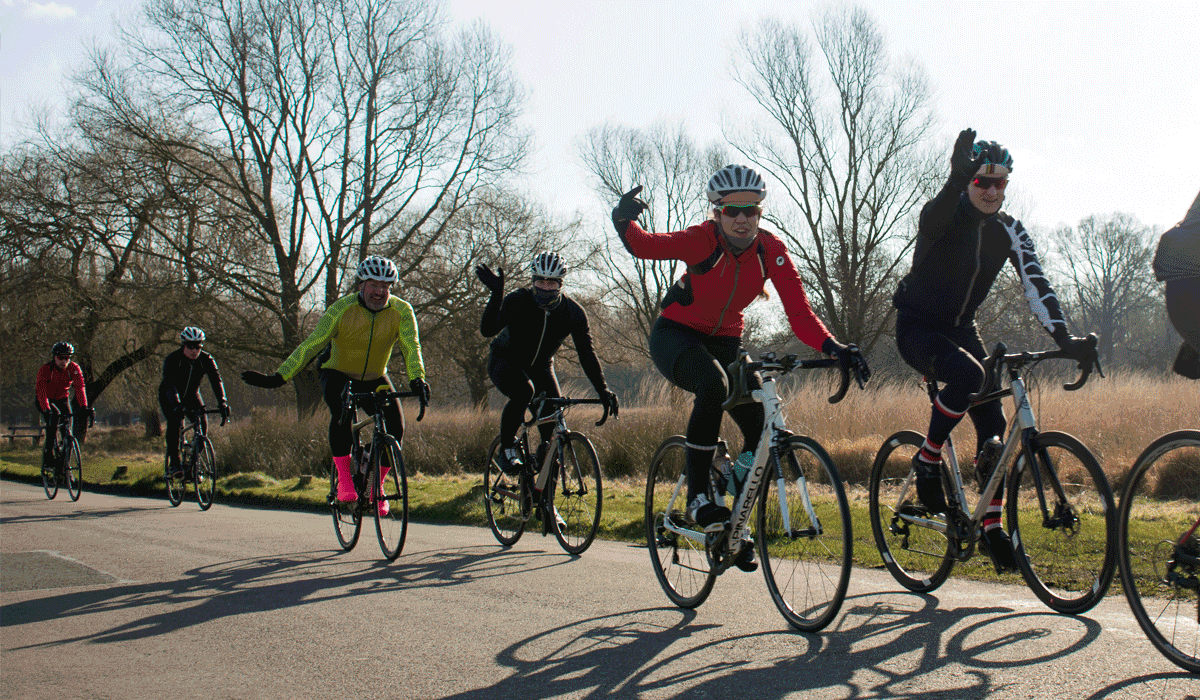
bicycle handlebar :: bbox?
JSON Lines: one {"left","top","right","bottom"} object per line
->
{"left": 340, "top": 386, "right": 427, "bottom": 424}
{"left": 528, "top": 394, "right": 610, "bottom": 427}
{"left": 968, "top": 333, "right": 1103, "bottom": 402}
{"left": 46, "top": 407, "right": 96, "bottom": 429}
{"left": 180, "top": 406, "right": 229, "bottom": 427}
{"left": 723, "top": 349, "right": 866, "bottom": 411}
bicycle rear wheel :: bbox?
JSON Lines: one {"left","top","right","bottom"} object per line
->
{"left": 195, "top": 438, "right": 216, "bottom": 511}
{"left": 330, "top": 464, "right": 361, "bottom": 550}
{"left": 1007, "top": 430, "right": 1115, "bottom": 615}
{"left": 374, "top": 435, "right": 409, "bottom": 561}
{"left": 42, "top": 451, "right": 59, "bottom": 500}
{"left": 1118, "top": 429, "right": 1200, "bottom": 673}
{"left": 646, "top": 436, "right": 716, "bottom": 609}
{"left": 551, "top": 433, "right": 602, "bottom": 555}
{"left": 65, "top": 438, "right": 82, "bottom": 502}
{"left": 166, "top": 454, "right": 185, "bottom": 507}
{"left": 868, "top": 430, "right": 956, "bottom": 593}
{"left": 484, "top": 436, "right": 527, "bottom": 546}
{"left": 758, "top": 435, "right": 851, "bottom": 632}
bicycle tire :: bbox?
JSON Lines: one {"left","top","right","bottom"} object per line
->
{"left": 1118, "top": 429, "right": 1200, "bottom": 673}
{"left": 868, "top": 430, "right": 956, "bottom": 593}
{"left": 1007, "top": 430, "right": 1115, "bottom": 615}
{"left": 42, "top": 451, "right": 59, "bottom": 500}
{"left": 551, "top": 432, "right": 602, "bottom": 555}
{"left": 330, "top": 463, "right": 361, "bottom": 551}
{"left": 758, "top": 435, "right": 852, "bottom": 632}
{"left": 374, "top": 434, "right": 409, "bottom": 561}
{"left": 165, "top": 454, "right": 185, "bottom": 507}
{"left": 646, "top": 436, "right": 717, "bottom": 609}
{"left": 484, "top": 435, "right": 527, "bottom": 546}
{"left": 65, "top": 437, "right": 82, "bottom": 502}
{"left": 195, "top": 437, "right": 216, "bottom": 511}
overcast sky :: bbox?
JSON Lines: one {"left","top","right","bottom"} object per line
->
{"left": 3, "top": 0, "right": 1198, "bottom": 233}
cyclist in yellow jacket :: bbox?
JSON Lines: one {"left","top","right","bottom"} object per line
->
{"left": 242, "top": 256, "right": 429, "bottom": 504}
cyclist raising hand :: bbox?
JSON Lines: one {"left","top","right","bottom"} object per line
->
{"left": 242, "top": 256, "right": 429, "bottom": 505}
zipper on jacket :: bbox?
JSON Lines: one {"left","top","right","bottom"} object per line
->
{"left": 713, "top": 255, "right": 741, "bottom": 334}
{"left": 360, "top": 312, "right": 378, "bottom": 380}
{"left": 532, "top": 308, "right": 550, "bottom": 363}
{"left": 954, "top": 221, "right": 985, "bottom": 326}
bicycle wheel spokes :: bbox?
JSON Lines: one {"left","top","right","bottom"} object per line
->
{"left": 868, "top": 430, "right": 955, "bottom": 593}
{"left": 646, "top": 437, "right": 716, "bottom": 609}
{"left": 330, "top": 466, "right": 362, "bottom": 551}
{"left": 1008, "top": 430, "right": 1115, "bottom": 614}
{"left": 375, "top": 436, "right": 409, "bottom": 561}
{"left": 551, "top": 434, "right": 602, "bottom": 555}
{"left": 42, "top": 453, "right": 59, "bottom": 500}
{"left": 65, "top": 438, "right": 83, "bottom": 502}
{"left": 759, "top": 436, "right": 851, "bottom": 631}
{"left": 484, "top": 436, "right": 526, "bottom": 546}
{"left": 195, "top": 439, "right": 216, "bottom": 511}
{"left": 1119, "top": 430, "right": 1200, "bottom": 673}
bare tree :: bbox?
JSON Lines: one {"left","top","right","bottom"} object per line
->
{"left": 728, "top": 6, "right": 941, "bottom": 352}
{"left": 578, "top": 121, "right": 725, "bottom": 358}
{"left": 1052, "top": 213, "right": 1159, "bottom": 365}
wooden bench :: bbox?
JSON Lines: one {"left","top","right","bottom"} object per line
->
{"left": 5, "top": 426, "right": 44, "bottom": 445}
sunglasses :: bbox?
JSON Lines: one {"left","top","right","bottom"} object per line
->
{"left": 184, "top": 343, "right": 203, "bottom": 350}
{"left": 717, "top": 204, "right": 763, "bottom": 218}
{"left": 55, "top": 354, "right": 72, "bottom": 360}
{"left": 971, "top": 176, "right": 1008, "bottom": 191}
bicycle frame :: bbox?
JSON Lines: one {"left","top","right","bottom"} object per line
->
{"left": 515, "top": 395, "right": 606, "bottom": 502}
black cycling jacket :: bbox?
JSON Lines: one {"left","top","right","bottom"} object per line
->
{"left": 1153, "top": 189, "right": 1200, "bottom": 282}
{"left": 480, "top": 287, "right": 608, "bottom": 392}
{"left": 894, "top": 182, "right": 1067, "bottom": 333}
{"left": 159, "top": 348, "right": 227, "bottom": 409}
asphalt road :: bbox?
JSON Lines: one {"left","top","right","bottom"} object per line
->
{"left": 1, "top": 479, "right": 1196, "bottom": 699}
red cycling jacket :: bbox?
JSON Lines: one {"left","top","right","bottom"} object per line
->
{"left": 36, "top": 361, "right": 89, "bottom": 413}
{"left": 620, "top": 219, "right": 832, "bottom": 350}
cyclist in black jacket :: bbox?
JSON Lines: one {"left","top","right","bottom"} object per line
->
{"left": 1152, "top": 188, "right": 1200, "bottom": 378}
{"left": 159, "top": 327, "right": 228, "bottom": 475}
{"left": 476, "top": 251, "right": 619, "bottom": 474}
{"left": 893, "top": 129, "right": 1094, "bottom": 572}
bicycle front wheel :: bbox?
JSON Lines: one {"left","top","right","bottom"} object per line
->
{"left": 330, "top": 464, "right": 361, "bottom": 551}
{"left": 166, "top": 455, "right": 185, "bottom": 507}
{"left": 374, "top": 435, "right": 409, "bottom": 561}
{"left": 42, "top": 451, "right": 59, "bottom": 500}
{"left": 1007, "top": 430, "right": 1115, "bottom": 615}
{"left": 195, "top": 438, "right": 216, "bottom": 511}
{"left": 551, "top": 432, "right": 602, "bottom": 555}
{"left": 646, "top": 436, "right": 716, "bottom": 609}
{"left": 758, "top": 435, "right": 851, "bottom": 632}
{"left": 1118, "top": 429, "right": 1200, "bottom": 673}
{"left": 484, "top": 436, "right": 527, "bottom": 546}
{"left": 868, "top": 430, "right": 956, "bottom": 593}
{"left": 65, "top": 438, "right": 82, "bottom": 502}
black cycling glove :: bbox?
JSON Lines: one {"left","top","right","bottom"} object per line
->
{"left": 599, "top": 390, "right": 620, "bottom": 418}
{"left": 949, "top": 127, "right": 979, "bottom": 190}
{"left": 611, "top": 186, "right": 648, "bottom": 236}
{"left": 475, "top": 264, "right": 504, "bottom": 294}
{"left": 1051, "top": 328, "right": 1094, "bottom": 363}
{"left": 409, "top": 378, "right": 431, "bottom": 405}
{"left": 242, "top": 370, "right": 285, "bottom": 389}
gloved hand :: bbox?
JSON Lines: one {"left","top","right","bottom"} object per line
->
{"left": 611, "top": 185, "right": 648, "bottom": 235}
{"left": 409, "top": 378, "right": 431, "bottom": 405}
{"left": 41, "top": 409, "right": 52, "bottom": 425}
{"left": 599, "top": 389, "right": 620, "bottom": 418}
{"left": 823, "top": 338, "right": 872, "bottom": 383}
{"left": 1052, "top": 328, "right": 1094, "bottom": 363}
{"left": 218, "top": 403, "right": 231, "bottom": 420}
{"left": 242, "top": 370, "right": 285, "bottom": 388}
{"left": 475, "top": 263, "right": 504, "bottom": 294}
{"left": 949, "top": 127, "right": 979, "bottom": 190}
{"left": 84, "top": 406, "right": 95, "bottom": 428}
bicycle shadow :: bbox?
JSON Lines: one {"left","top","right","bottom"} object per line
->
{"left": 1, "top": 505, "right": 165, "bottom": 526}
{"left": 0, "top": 541, "right": 575, "bottom": 648}
{"left": 1084, "top": 671, "right": 1200, "bottom": 699}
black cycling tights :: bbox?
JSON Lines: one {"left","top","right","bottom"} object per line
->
{"left": 649, "top": 317, "right": 764, "bottom": 499}
{"left": 896, "top": 315, "right": 1006, "bottom": 455}
{"left": 1166, "top": 278, "right": 1200, "bottom": 378}
{"left": 321, "top": 370, "right": 403, "bottom": 458}
{"left": 488, "top": 353, "right": 559, "bottom": 447}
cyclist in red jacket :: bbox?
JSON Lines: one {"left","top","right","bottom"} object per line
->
{"left": 612, "top": 165, "right": 868, "bottom": 570}
{"left": 35, "top": 342, "right": 92, "bottom": 466}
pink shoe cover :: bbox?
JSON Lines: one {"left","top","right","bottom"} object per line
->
{"left": 334, "top": 455, "right": 356, "bottom": 502}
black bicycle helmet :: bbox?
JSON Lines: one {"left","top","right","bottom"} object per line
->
{"left": 706, "top": 164, "right": 767, "bottom": 203}
{"left": 51, "top": 341, "right": 74, "bottom": 357}
{"left": 530, "top": 251, "right": 567, "bottom": 279}
{"left": 972, "top": 140, "right": 1013, "bottom": 174}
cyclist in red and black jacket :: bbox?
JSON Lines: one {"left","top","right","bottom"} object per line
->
{"left": 1152, "top": 188, "right": 1200, "bottom": 378}
{"left": 476, "top": 252, "right": 619, "bottom": 475}
{"left": 612, "top": 165, "right": 869, "bottom": 562}
{"left": 159, "top": 327, "right": 228, "bottom": 475}
{"left": 36, "top": 341, "right": 92, "bottom": 464}
{"left": 892, "top": 129, "right": 1094, "bottom": 572}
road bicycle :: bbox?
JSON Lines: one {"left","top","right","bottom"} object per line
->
{"left": 869, "top": 335, "right": 1116, "bottom": 615}
{"left": 331, "top": 384, "right": 425, "bottom": 561}
{"left": 1117, "top": 428, "right": 1200, "bottom": 673}
{"left": 41, "top": 407, "right": 91, "bottom": 501}
{"left": 483, "top": 395, "right": 610, "bottom": 555}
{"left": 166, "top": 407, "right": 227, "bottom": 510}
{"left": 645, "top": 349, "right": 865, "bottom": 632}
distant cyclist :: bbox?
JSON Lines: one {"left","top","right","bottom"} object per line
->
{"left": 35, "top": 341, "right": 93, "bottom": 467}
{"left": 1152, "top": 188, "right": 1200, "bottom": 378}
{"left": 242, "top": 256, "right": 429, "bottom": 511}
{"left": 892, "top": 129, "right": 1095, "bottom": 572}
{"left": 476, "top": 251, "right": 619, "bottom": 475}
{"left": 612, "top": 164, "right": 868, "bottom": 563}
{"left": 159, "top": 327, "right": 229, "bottom": 476}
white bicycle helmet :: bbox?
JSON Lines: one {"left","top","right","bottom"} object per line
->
{"left": 179, "top": 327, "right": 206, "bottom": 343}
{"left": 356, "top": 255, "right": 398, "bottom": 283}
{"left": 530, "top": 251, "right": 567, "bottom": 279}
{"left": 706, "top": 164, "right": 767, "bottom": 203}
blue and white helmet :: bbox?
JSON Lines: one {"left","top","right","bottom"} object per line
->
{"left": 706, "top": 164, "right": 767, "bottom": 203}
{"left": 179, "top": 327, "right": 206, "bottom": 343}
{"left": 356, "top": 255, "right": 398, "bottom": 283}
